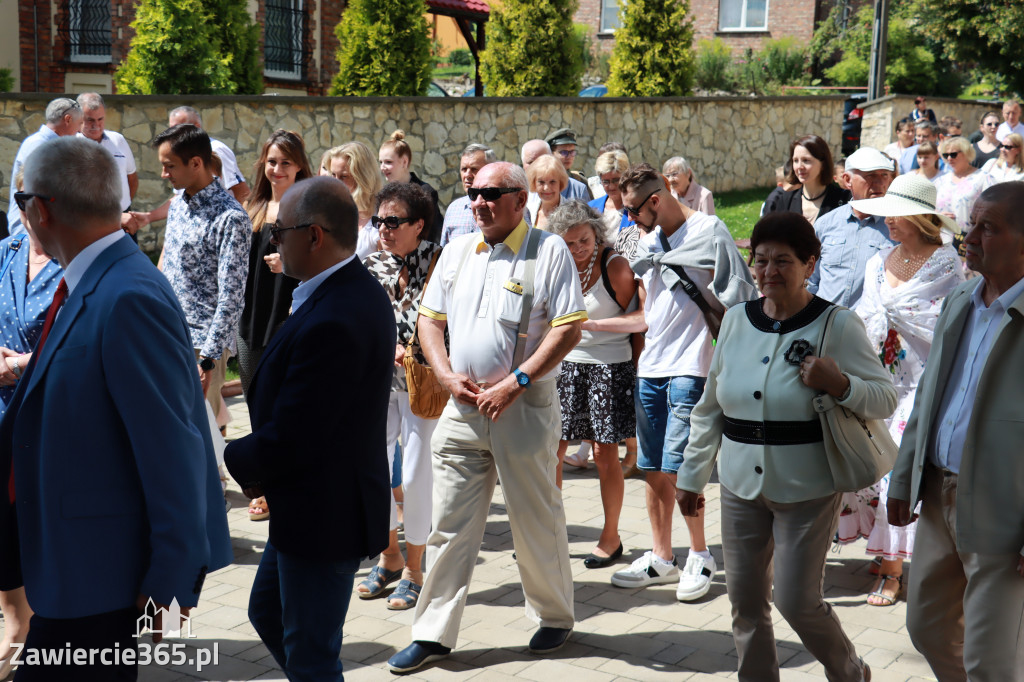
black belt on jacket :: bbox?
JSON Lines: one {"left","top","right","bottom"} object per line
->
{"left": 723, "top": 416, "right": 823, "bottom": 445}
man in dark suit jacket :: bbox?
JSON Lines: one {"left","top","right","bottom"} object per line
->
{"left": 225, "top": 176, "right": 395, "bottom": 680}
{"left": 0, "top": 137, "right": 232, "bottom": 680}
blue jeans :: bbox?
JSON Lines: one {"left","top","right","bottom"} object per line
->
{"left": 635, "top": 376, "right": 706, "bottom": 474}
{"left": 249, "top": 542, "right": 361, "bottom": 681}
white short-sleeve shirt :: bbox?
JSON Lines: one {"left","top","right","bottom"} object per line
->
{"left": 420, "top": 220, "right": 587, "bottom": 385}
{"left": 637, "top": 213, "right": 719, "bottom": 379}
{"left": 79, "top": 130, "right": 137, "bottom": 211}
{"left": 211, "top": 138, "right": 245, "bottom": 190}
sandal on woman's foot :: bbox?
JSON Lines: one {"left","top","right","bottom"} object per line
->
{"left": 386, "top": 579, "right": 423, "bottom": 610}
{"left": 622, "top": 460, "right": 640, "bottom": 478}
{"left": 868, "top": 556, "right": 883, "bottom": 576}
{"left": 564, "top": 450, "right": 590, "bottom": 469}
{"left": 248, "top": 496, "right": 269, "bottom": 521}
{"left": 357, "top": 565, "right": 403, "bottom": 600}
{"left": 867, "top": 574, "right": 902, "bottom": 606}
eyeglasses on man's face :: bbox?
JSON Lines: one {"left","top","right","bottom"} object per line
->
{"left": 269, "top": 221, "right": 329, "bottom": 243}
{"left": 467, "top": 186, "right": 522, "bottom": 202}
{"left": 13, "top": 192, "right": 54, "bottom": 211}
{"left": 621, "top": 188, "right": 659, "bottom": 218}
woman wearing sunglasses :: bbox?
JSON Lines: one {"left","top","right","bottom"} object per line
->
{"left": 934, "top": 136, "right": 994, "bottom": 242}
{"left": 357, "top": 183, "right": 441, "bottom": 611}
{"left": 981, "top": 133, "right": 1024, "bottom": 184}
{"left": 238, "top": 130, "right": 314, "bottom": 521}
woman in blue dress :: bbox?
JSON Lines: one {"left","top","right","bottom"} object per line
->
{"left": 0, "top": 176, "right": 62, "bottom": 677}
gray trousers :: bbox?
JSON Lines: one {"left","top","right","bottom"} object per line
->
{"left": 720, "top": 487, "right": 864, "bottom": 682}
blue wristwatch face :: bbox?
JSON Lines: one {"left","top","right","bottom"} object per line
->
{"left": 515, "top": 370, "right": 529, "bottom": 386}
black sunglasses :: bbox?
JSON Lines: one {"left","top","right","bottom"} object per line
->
{"left": 1001, "top": 144, "right": 1020, "bottom": 151}
{"left": 371, "top": 215, "right": 413, "bottom": 230}
{"left": 269, "top": 221, "right": 330, "bottom": 242}
{"left": 13, "top": 192, "right": 54, "bottom": 211}
{"left": 467, "top": 186, "right": 522, "bottom": 202}
{"left": 621, "top": 188, "right": 659, "bottom": 218}
{"left": 941, "top": 152, "right": 959, "bottom": 160}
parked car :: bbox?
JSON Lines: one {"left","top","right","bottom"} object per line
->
{"left": 842, "top": 93, "right": 868, "bottom": 156}
{"left": 579, "top": 84, "right": 608, "bottom": 97}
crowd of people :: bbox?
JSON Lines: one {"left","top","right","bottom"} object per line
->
{"left": 0, "top": 93, "right": 1021, "bottom": 681}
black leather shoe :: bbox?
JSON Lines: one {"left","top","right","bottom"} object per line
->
{"left": 387, "top": 641, "right": 451, "bottom": 674}
{"left": 528, "top": 626, "right": 573, "bottom": 654}
{"left": 583, "top": 542, "right": 624, "bottom": 569}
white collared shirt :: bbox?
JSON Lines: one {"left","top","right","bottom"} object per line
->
{"left": 931, "top": 275, "right": 1024, "bottom": 473}
{"left": 290, "top": 255, "right": 355, "bottom": 314}
{"left": 77, "top": 131, "right": 136, "bottom": 211}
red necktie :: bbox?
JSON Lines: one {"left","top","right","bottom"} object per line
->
{"left": 9, "top": 278, "right": 67, "bottom": 502}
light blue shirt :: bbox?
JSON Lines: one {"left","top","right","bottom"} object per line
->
{"left": 63, "top": 231, "right": 129, "bottom": 295}
{"left": 290, "top": 255, "right": 355, "bottom": 314}
{"left": 561, "top": 177, "right": 590, "bottom": 201}
{"left": 440, "top": 195, "right": 477, "bottom": 247}
{"left": 808, "top": 205, "right": 893, "bottom": 308}
{"left": 931, "top": 275, "right": 1024, "bottom": 474}
{"left": 8, "top": 125, "right": 60, "bottom": 236}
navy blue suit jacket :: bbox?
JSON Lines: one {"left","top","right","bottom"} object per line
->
{"left": 224, "top": 259, "right": 395, "bottom": 561}
{"left": 0, "top": 234, "right": 233, "bottom": 618}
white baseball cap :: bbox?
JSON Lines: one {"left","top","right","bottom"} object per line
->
{"left": 845, "top": 147, "right": 897, "bottom": 173}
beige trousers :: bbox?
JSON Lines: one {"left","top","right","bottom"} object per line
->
{"left": 195, "top": 349, "right": 230, "bottom": 425}
{"left": 720, "top": 487, "right": 864, "bottom": 682}
{"left": 906, "top": 465, "right": 1024, "bottom": 682}
{"left": 410, "top": 380, "right": 575, "bottom": 648}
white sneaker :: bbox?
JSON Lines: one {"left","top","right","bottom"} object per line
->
{"left": 676, "top": 553, "right": 716, "bottom": 601}
{"left": 610, "top": 551, "right": 678, "bottom": 588}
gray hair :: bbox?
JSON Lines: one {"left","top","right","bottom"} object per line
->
{"left": 45, "top": 98, "right": 81, "bottom": 125}
{"left": 23, "top": 137, "right": 122, "bottom": 224}
{"left": 169, "top": 105, "right": 202, "bottom": 126}
{"left": 462, "top": 143, "right": 497, "bottom": 163}
{"left": 546, "top": 199, "right": 607, "bottom": 249}
{"left": 76, "top": 92, "right": 105, "bottom": 111}
{"left": 663, "top": 156, "right": 692, "bottom": 177}
{"left": 915, "top": 120, "right": 938, "bottom": 136}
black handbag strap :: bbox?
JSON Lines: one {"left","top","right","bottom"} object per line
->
{"left": 409, "top": 249, "right": 441, "bottom": 351}
{"left": 657, "top": 229, "right": 714, "bottom": 317}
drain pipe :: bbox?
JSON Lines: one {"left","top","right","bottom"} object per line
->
{"left": 33, "top": 2, "right": 39, "bottom": 91}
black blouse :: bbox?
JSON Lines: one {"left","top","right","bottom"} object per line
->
{"left": 238, "top": 224, "right": 299, "bottom": 349}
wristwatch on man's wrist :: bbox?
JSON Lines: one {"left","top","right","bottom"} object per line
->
{"left": 513, "top": 368, "right": 530, "bottom": 388}
{"left": 199, "top": 357, "right": 216, "bottom": 372}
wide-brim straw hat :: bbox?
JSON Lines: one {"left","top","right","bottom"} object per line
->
{"left": 849, "top": 173, "right": 961, "bottom": 241}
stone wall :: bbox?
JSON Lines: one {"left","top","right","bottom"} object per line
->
{"left": 0, "top": 94, "right": 845, "bottom": 253}
{"left": 860, "top": 94, "right": 1003, "bottom": 152}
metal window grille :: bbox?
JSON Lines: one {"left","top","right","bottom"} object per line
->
{"left": 62, "top": 0, "right": 112, "bottom": 63}
{"left": 264, "top": 0, "right": 305, "bottom": 79}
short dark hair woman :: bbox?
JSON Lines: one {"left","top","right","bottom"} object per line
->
{"left": 676, "top": 211, "right": 897, "bottom": 681}
{"left": 763, "top": 135, "right": 851, "bottom": 225}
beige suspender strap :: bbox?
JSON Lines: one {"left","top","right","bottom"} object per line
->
{"left": 511, "top": 227, "right": 541, "bottom": 371}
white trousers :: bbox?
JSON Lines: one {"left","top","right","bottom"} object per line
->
{"left": 386, "top": 391, "right": 437, "bottom": 546}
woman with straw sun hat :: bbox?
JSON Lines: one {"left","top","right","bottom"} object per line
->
{"left": 835, "top": 173, "right": 965, "bottom": 607}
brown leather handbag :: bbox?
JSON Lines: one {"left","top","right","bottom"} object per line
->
{"left": 404, "top": 252, "right": 450, "bottom": 419}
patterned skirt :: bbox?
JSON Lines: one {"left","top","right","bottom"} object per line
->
{"left": 557, "top": 360, "right": 637, "bottom": 443}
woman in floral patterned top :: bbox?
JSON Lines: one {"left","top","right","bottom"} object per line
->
{"left": 356, "top": 183, "right": 441, "bottom": 610}
{"left": 837, "top": 175, "right": 965, "bottom": 606}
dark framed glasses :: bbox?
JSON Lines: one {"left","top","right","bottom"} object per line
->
{"left": 467, "top": 186, "right": 522, "bottom": 202}
{"left": 1001, "top": 144, "right": 1020, "bottom": 151}
{"left": 371, "top": 215, "right": 414, "bottom": 230}
{"left": 269, "top": 221, "right": 322, "bottom": 242}
{"left": 13, "top": 192, "right": 53, "bottom": 211}
{"left": 621, "top": 188, "right": 659, "bottom": 218}
{"left": 941, "top": 151, "right": 960, "bottom": 160}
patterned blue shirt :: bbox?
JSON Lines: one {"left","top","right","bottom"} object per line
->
{"left": 808, "top": 205, "right": 893, "bottom": 308}
{"left": 162, "top": 180, "right": 251, "bottom": 358}
{"left": 440, "top": 195, "right": 478, "bottom": 246}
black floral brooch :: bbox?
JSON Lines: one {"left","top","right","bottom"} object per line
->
{"left": 784, "top": 339, "right": 815, "bottom": 366}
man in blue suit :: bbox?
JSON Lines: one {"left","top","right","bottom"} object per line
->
{"left": 0, "top": 137, "right": 232, "bottom": 680}
{"left": 225, "top": 176, "right": 395, "bottom": 681}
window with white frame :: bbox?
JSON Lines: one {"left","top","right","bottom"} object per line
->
{"left": 67, "top": 0, "right": 111, "bottom": 63}
{"left": 265, "top": 0, "right": 305, "bottom": 79}
{"left": 600, "top": 0, "right": 622, "bottom": 33}
{"left": 719, "top": 0, "right": 768, "bottom": 31}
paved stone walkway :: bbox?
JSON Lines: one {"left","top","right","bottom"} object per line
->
{"left": 79, "top": 395, "right": 935, "bottom": 681}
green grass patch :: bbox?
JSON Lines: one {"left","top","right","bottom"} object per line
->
{"left": 433, "top": 65, "right": 472, "bottom": 79}
{"left": 715, "top": 186, "right": 774, "bottom": 241}
{"left": 226, "top": 356, "right": 240, "bottom": 382}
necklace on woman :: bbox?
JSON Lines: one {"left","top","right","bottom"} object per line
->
{"left": 890, "top": 244, "right": 931, "bottom": 281}
{"left": 578, "top": 248, "right": 599, "bottom": 292}
{"left": 802, "top": 187, "right": 827, "bottom": 202}
{"left": 28, "top": 254, "right": 50, "bottom": 265}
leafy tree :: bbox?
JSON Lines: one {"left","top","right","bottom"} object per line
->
{"left": 479, "top": 0, "right": 584, "bottom": 97}
{"left": 331, "top": 0, "right": 433, "bottom": 96}
{"left": 694, "top": 38, "right": 733, "bottom": 92}
{"left": 210, "top": 0, "right": 261, "bottom": 95}
{"left": 115, "top": 0, "right": 259, "bottom": 94}
{"left": 606, "top": 0, "right": 694, "bottom": 96}
{"left": 916, "top": 0, "right": 1024, "bottom": 97}
{"left": 0, "top": 68, "right": 13, "bottom": 93}
{"left": 813, "top": 0, "right": 961, "bottom": 96}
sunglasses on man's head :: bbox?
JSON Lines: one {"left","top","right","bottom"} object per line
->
{"left": 467, "top": 186, "right": 522, "bottom": 202}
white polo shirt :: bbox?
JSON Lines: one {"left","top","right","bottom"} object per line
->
{"left": 420, "top": 220, "right": 586, "bottom": 385}
{"left": 637, "top": 213, "right": 720, "bottom": 379}
{"left": 211, "top": 138, "right": 245, "bottom": 190}
{"left": 78, "top": 130, "right": 136, "bottom": 211}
